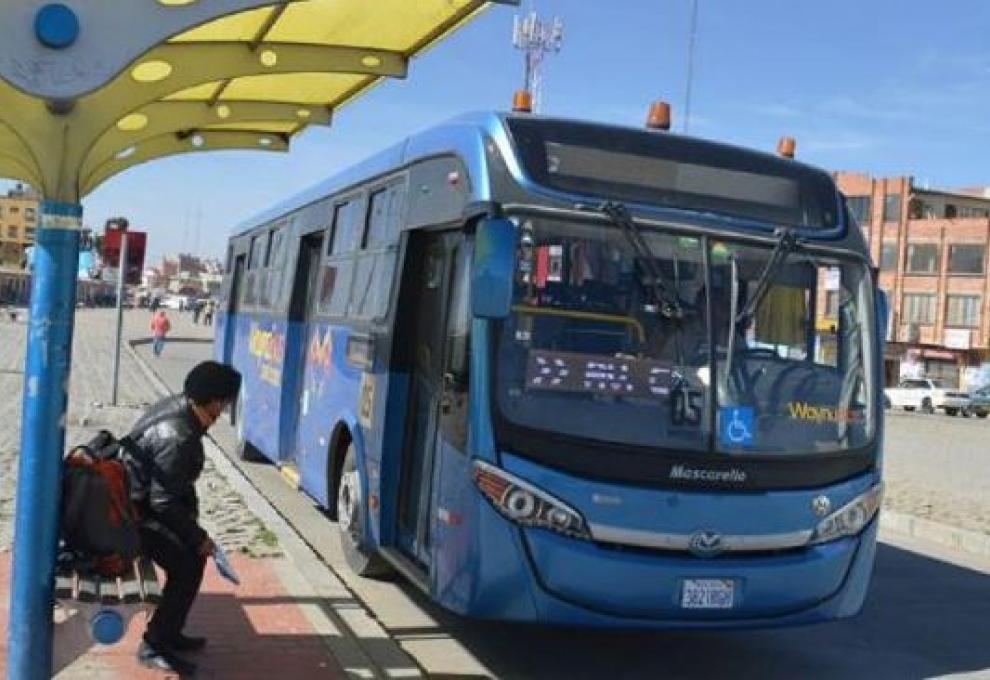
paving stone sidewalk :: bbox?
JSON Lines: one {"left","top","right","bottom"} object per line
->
{"left": 0, "top": 308, "right": 278, "bottom": 558}
{"left": 0, "top": 307, "right": 344, "bottom": 679}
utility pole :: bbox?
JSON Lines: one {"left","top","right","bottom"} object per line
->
{"left": 512, "top": 11, "right": 564, "bottom": 113}
{"left": 683, "top": 0, "right": 700, "bottom": 134}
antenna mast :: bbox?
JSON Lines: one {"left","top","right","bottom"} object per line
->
{"left": 512, "top": 11, "right": 564, "bottom": 113}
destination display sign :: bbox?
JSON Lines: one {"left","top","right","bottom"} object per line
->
{"left": 525, "top": 349, "right": 675, "bottom": 400}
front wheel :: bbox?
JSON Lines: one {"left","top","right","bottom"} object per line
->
{"left": 337, "top": 444, "right": 392, "bottom": 578}
{"left": 945, "top": 407, "right": 959, "bottom": 417}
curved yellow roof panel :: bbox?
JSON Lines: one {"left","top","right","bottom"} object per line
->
{"left": 0, "top": 0, "right": 515, "bottom": 202}
{"left": 221, "top": 72, "right": 369, "bottom": 105}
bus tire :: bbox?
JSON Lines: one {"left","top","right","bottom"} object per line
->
{"left": 234, "top": 393, "right": 265, "bottom": 462}
{"left": 337, "top": 443, "right": 392, "bottom": 578}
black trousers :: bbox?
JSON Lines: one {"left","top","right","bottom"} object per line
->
{"left": 140, "top": 525, "right": 206, "bottom": 644}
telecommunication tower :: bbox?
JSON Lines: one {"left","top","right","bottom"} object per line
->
{"left": 512, "top": 11, "right": 564, "bottom": 113}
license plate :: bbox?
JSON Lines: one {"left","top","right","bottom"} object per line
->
{"left": 681, "top": 579, "right": 735, "bottom": 609}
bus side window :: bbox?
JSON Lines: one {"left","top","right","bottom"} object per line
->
{"left": 319, "top": 200, "right": 361, "bottom": 316}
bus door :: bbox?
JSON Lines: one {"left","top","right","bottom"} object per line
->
{"left": 222, "top": 254, "right": 246, "bottom": 364}
{"left": 287, "top": 232, "right": 325, "bottom": 471}
{"left": 394, "top": 230, "right": 464, "bottom": 565}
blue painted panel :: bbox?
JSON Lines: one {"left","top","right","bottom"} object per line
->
{"left": 229, "top": 314, "right": 287, "bottom": 461}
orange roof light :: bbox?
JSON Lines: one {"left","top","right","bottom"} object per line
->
{"left": 646, "top": 101, "right": 671, "bottom": 131}
{"left": 512, "top": 89, "right": 533, "bottom": 113}
{"left": 777, "top": 136, "right": 796, "bottom": 159}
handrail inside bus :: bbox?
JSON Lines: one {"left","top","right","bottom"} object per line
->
{"left": 511, "top": 305, "right": 646, "bottom": 343}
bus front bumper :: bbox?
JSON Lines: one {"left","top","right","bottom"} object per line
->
{"left": 516, "top": 518, "right": 876, "bottom": 628}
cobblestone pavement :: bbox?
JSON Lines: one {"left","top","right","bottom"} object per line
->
{"left": 0, "top": 307, "right": 279, "bottom": 557}
{"left": 883, "top": 410, "right": 990, "bottom": 536}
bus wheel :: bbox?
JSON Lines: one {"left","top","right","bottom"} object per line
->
{"left": 337, "top": 443, "right": 392, "bottom": 578}
{"left": 234, "top": 393, "right": 265, "bottom": 462}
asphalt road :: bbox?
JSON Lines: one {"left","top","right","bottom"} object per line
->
{"left": 142, "top": 335, "right": 990, "bottom": 680}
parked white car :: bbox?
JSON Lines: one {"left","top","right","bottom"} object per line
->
{"left": 161, "top": 295, "right": 189, "bottom": 310}
{"left": 884, "top": 378, "right": 971, "bottom": 416}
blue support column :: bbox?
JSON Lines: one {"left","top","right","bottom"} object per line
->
{"left": 7, "top": 201, "right": 82, "bottom": 680}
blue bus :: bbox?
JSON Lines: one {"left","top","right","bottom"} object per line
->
{"left": 216, "top": 111, "right": 885, "bottom": 627}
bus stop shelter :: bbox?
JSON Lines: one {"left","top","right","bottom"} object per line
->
{"left": 0, "top": 1, "right": 513, "bottom": 677}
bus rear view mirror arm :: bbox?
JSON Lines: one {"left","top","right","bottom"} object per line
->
{"left": 472, "top": 218, "right": 517, "bottom": 319}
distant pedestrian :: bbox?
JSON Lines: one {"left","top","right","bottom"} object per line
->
{"left": 150, "top": 310, "right": 171, "bottom": 357}
{"left": 203, "top": 300, "right": 215, "bottom": 327}
{"left": 150, "top": 297, "right": 160, "bottom": 313}
{"left": 192, "top": 301, "right": 202, "bottom": 325}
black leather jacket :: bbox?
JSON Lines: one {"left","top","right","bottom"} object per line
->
{"left": 127, "top": 395, "right": 207, "bottom": 550}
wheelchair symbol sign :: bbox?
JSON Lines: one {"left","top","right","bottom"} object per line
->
{"left": 720, "top": 406, "right": 755, "bottom": 447}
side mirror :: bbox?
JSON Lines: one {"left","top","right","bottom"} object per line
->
{"left": 876, "top": 289, "right": 890, "bottom": 346}
{"left": 472, "top": 218, "right": 516, "bottom": 319}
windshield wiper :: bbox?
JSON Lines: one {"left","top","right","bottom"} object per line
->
{"left": 733, "top": 226, "right": 799, "bottom": 325}
{"left": 599, "top": 201, "right": 682, "bottom": 319}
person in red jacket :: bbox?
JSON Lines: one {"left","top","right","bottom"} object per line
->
{"left": 150, "top": 310, "right": 171, "bottom": 357}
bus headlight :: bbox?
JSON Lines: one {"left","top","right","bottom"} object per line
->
{"left": 809, "top": 483, "right": 883, "bottom": 545}
{"left": 474, "top": 460, "right": 591, "bottom": 540}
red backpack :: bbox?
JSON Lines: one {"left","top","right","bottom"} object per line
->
{"left": 61, "top": 430, "right": 143, "bottom": 576}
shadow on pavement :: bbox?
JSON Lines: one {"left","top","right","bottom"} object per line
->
{"left": 390, "top": 543, "right": 990, "bottom": 679}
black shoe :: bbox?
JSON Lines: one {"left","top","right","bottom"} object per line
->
{"left": 169, "top": 633, "right": 207, "bottom": 652}
{"left": 137, "top": 641, "right": 198, "bottom": 677}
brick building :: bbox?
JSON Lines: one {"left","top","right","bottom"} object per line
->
{"left": 0, "top": 183, "right": 39, "bottom": 270}
{"left": 836, "top": 173, "right": 990, "bottom": 388}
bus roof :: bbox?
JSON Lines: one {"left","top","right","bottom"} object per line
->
{"left": 232, "top": 111, "right": 507, "bottom": 237}
{"left": 232, "top": 111, "right": 843, "bottom": 238}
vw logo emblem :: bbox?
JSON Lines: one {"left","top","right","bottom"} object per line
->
{"left": 812, "top": 495, "right": 832, "bottom": 517}
{"left": 688, "top": 530, "right": 724, "bottom": 558}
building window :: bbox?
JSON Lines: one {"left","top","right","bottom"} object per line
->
{"left": 25, "top": 228, "right": 35, "bottom": 241}
{"left": 906, "top": 243, "right": 939, "bottom": 274}
{"left": 945, "top": 295, "right": 981, "bottom": 328}
{"left": 883, "top": 193, "right": 901, "bottom": 223}
{"left": 947, "top": 244, "right": 985, "bottom": 274}
{"left": 903, "top": 293, "right": 936, "bottom": 324}
{"left": 958, "top": 206, "right": 990, "bottom": 219}
{"left": 880, "top": 242, "right": 899, "bottom": 270}
{"left": 24, "top": 208, "right": 35, "bottom": 221}
{"left": 944, "top": 204, "right": 957, "bottom": 219}
{"left": 847, "top": 196, "right": 872, "bottom": 226}
{"left": 6, "top": 226, "right": 16, "bottom": 239}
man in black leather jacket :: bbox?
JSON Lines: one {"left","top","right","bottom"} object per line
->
{"left": 128, "top": 360, "right": 241, "bottom": 676}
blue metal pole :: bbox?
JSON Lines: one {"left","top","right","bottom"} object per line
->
{"left": 7, "top": 200, "right": 81, "bottom": 680}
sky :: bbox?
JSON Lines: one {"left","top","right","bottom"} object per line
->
{"left": 6, "top": 0, "right": 990, "bottom": 263}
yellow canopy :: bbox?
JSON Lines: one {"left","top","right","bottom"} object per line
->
{"left": 0, "top": 0, "right": 514, "bottom": 202}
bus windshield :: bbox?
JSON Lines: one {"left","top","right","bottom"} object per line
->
{"left": 494, "top": 216, "right": 875, "bottom": 457}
